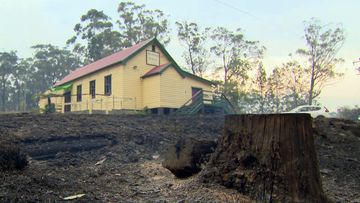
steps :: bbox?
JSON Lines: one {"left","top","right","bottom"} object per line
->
{"left": 176, "top": 91, "right": 235, "bottom": 115}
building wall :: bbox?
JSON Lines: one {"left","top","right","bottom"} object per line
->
{"left": 158, "top": 66, "right": 212, "bottom": 108}
{"left": 50, "top": 93, "right": 65, "bottom": 112}
{"left": 142, "top": 75, "right": 161, "bottom": 109}
{"left": 39, "top": 63, "right": 126, "bottom": 113}
{"left": 122, "top": 44, "right": 169, "bottom": 110}
{"left": 68, "top": 64, "right": 125, "bottom": 113}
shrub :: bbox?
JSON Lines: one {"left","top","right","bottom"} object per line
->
{"left": 337, "top": 106, "right": 360, "bottom": 121}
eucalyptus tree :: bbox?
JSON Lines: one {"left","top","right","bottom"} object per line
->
{"left": 10, "top": 58, "right": 35, "bottom": 111}
{"left": 252, "top": 62, "right": 267, "bottom": 113}
{"left": 117, "top": 1, "right": 170, "bottom": 47}
{"left": 31, "top": 44, "right": 81, "bottom": 92}
{"left": 0, "top": 51, "right": 18, "bottom": 111}
{"left": 67, "top": 9, "right": 122, "bottom": 62}
{"left": 176, "top": 21, "right": 210, "bottom": 76}
{"left": 279, "top": 61, "right": 309, "bottom": 110}
{"left": 266, "top": 67, "right": 285, "bottom": 113}
{"left": 210, "top": 27, "right": 265, "bottom": 94}
{"left": 297, "top": 18, "right": 345, "bottom": 105}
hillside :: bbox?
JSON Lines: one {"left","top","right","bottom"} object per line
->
{"left": 0, "top": 114, "right": 359, "bottom": 202}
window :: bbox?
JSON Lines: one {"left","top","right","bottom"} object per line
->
{"left": 64, "top": 91, "right": 71, "bottom": 103}
{"left": 76, "top": 85, "right": 82, "bottom": 102}
{"left": 64, "top": 105, "right": 71, "bottom": 112}
{"left": 299, "top": 107, "right": 309, "bottom": 112}
{"left": 152, "top": 44, "right": 156, "bottom": 51}
{"left": 104, "top": 75, "right": 112, "bottom": 96}
{"left": 90, "top": 80, "right": 96, "bottom": 99}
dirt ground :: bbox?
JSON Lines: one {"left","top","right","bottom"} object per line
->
{"left": 0, "top": 113, "right": 359, "bottom": 202}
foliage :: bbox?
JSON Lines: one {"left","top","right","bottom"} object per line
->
{"left": 176, "top": 21, "right": 210, "bottom": 77}
{"left": 0, "top": 51, "right": 18, "bottom": 111}
{"left": 252, "top": 63, "right": 267, "bottom": 113}
{"left": 337, "top": 106, "right": 360, "bottom": 121}
{"left": 210, "top": 27, "right": 265, "bottom": 97}
{"left": 67, "top": 2, "right": 170, "bottom": 63}
{"left": 44, "top": 103, "right": 56, "bottom": 114}
{"left": 10, "top": 58, "right": 35, "bottom": 111}
{"left": 276, "top": 61, "right": 309, "bottom": 111}
{"left": 30, "top": 44, "right": 81, "bottom": 93}
{"left": 0, "top": 45, "right": 81, "bottom": 112}
{"left": 117, "top": 1, "right": 170, "bottom": 47}
{"left": 67, "top": 9, "right": 122, "bottom": 62}
{"left": 224, "top": 61, "right": 309, "bottom": 114}
{"left": 297, "top": 18, "right": 345, "bottom": 105}
{"left": 266, "top": 67, "right": 285, "bottom": 113}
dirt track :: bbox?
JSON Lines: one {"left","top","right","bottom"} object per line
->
{"left": 0, "top": 113, "right": 359, "bottom": 202}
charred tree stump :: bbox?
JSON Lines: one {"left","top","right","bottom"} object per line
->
{"left": 162, "top": 138, "right": 217, "bottom": 178}
{"left": 203, "top": 114, "right": 329, "bottom": 202}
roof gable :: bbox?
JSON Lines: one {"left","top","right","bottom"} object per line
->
{"left": 149, "top": 41, "right": 214, "bottom": 85}
{"left": 142, "top": 63, "right": 185, "bottom": 78}
{"left": 142, "top": 62, "right": 214, "bottom": 86}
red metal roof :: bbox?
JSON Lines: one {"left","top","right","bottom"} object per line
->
{"left": 142, "top": 63, "right": 171, "bottom": 78}
{"left": 54, "top": 38, "right": 154, "bottom": 87}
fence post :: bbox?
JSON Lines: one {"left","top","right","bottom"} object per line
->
{"left": 105, "top": 97, "right": 107, "bottom": 111}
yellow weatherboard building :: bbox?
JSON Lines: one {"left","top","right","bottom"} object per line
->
{"left": 39, "top": 38, "right": 233, "bottom": 114}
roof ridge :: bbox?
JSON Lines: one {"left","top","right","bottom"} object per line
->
{"left": 83, "top": 37, "right": 155, "bottom": 68}
{"left": 54, "top": 37, "right": 155, "bottom": 87}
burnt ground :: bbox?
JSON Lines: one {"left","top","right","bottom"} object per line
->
{"left": 0, "top": 113, "right": 359, "bottom": 202}
{"left": 314, "top": 117, "right": 360, "bottom": 202}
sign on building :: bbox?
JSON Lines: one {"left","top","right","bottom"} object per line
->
{"left": 146, "top": 50, "right": 160, "bottom": 66}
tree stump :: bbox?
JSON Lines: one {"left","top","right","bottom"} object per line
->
{"left": 202, "top": 114, "right": 329, "bottom": 202}
{"left": 162, "top": 137, "right": 217, "bottom": 178}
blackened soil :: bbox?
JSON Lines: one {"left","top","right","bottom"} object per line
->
{"left": 314, "top": 117, "right": 360, "bottom": 202}
{"left": 0, "top": 113, "right": 359, "bottom": 202}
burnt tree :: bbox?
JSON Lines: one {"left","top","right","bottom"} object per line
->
{"left": 162, "top": 137, "right": 216, "bottom": 178}
{"left": 203, "top": 114, "right": 329, "bottom": 202}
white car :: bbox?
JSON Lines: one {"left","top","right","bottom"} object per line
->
{"left": 287, "top": 105, "right": 330, "bottom": 118}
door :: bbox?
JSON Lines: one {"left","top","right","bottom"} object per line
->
{"left": 64, "top": 91, "right": 71, "bottom": 112}
{"left": 191, "top": 87, "right": 203, "bottom": 104}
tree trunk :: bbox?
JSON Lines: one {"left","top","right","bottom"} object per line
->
{"left": 188, "top": 45, "right": 196, "bottom": 75}
{"left": 1, "top": 77, "right": 5, "bottom": 112}
{"left": 203, "top": 114, "right": 329, "bottom": 202}
{"left": 16, "top": 83, "right": 20, "bottom": 111}
{"left": 309, "top": 61, "right": 315, "bottom": 105}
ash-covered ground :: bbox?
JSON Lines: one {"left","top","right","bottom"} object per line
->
{"left": 0, "top": 113, "right": 359, "bottom": 202}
